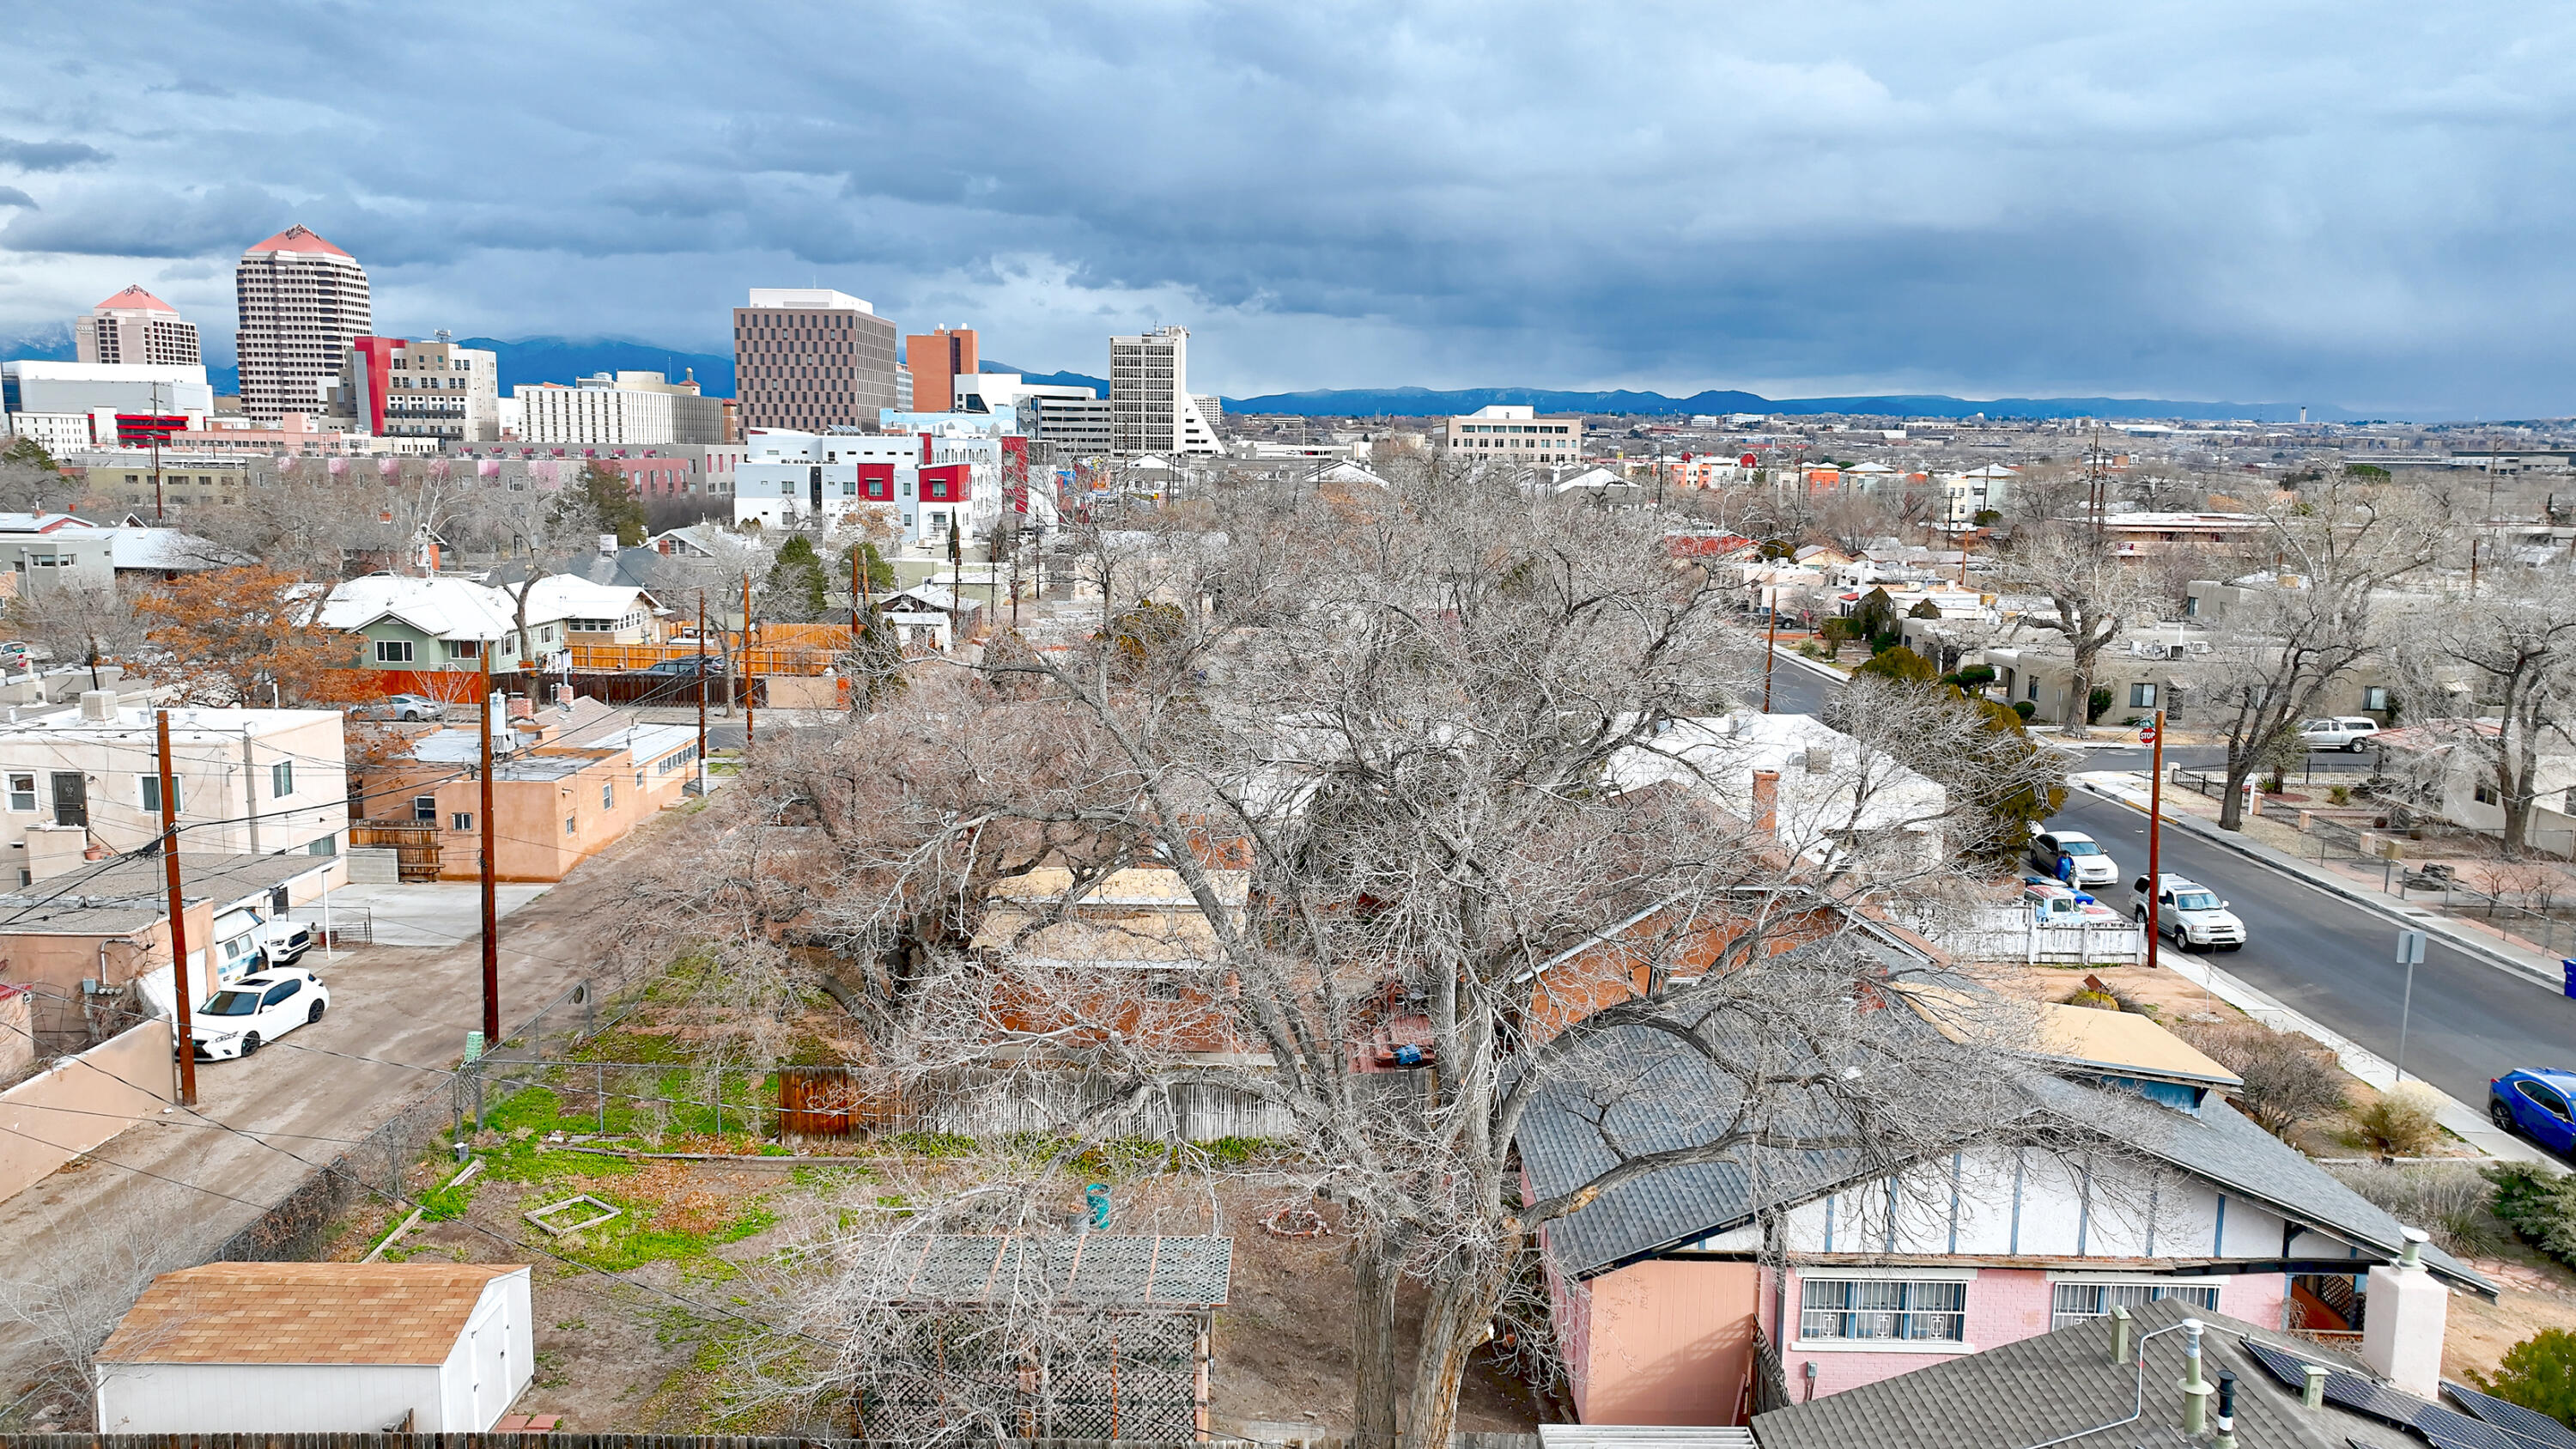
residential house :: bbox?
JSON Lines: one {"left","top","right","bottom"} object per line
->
{"left": 0, "top": 849, "right": 341, "bottom": 1047}
{"left": 2372, "top": 718, "right": 2576, "bottom": 857}
{"left": 96, "top": 1263, "right": 534, "bottom": 1433}
{"left": 1980, "top": 623, "right": 2215, "bottom": 726}
{"left": 0, "top": 691, "right": 349, "bottom": 872}
{"left": 1606, "top": 712, "right": 1948, "bottom": 871}
{"left": 1518, "top": 977, "right": 2491, "bottom": 1428}
{"left": 876, "top": 581, "right": 984, "bottom": 653}
{"left": 972, "top": 866, "right": 1253, "bottom": 1055}
{"left": 0, "top": 513, "right": 230, "bottom": 594}
{"left": 318, "top": 574, "right": 553, "bottom": 696}
{"left": 352, "top": 695, "right": 700, "bottom": 882}
{"left": 1750, "top": 1294, "right": 2476, "bottom": 1449}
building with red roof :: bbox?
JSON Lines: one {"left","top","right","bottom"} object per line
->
{"left": 76, "top": 285, "right": 200, "bottom": 368}
{"left": 234, "top": 224, "right": 371, "bottom": 423}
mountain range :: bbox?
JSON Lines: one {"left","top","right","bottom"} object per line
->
{"left": 0, "top": 326, "right": 2360, "bottom": 423}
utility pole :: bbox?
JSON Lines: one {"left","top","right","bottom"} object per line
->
{"left": 1762, "top": 576, "right": 1780, "bottom": 714}
{"left": 695, "top": 592, "right": 708, "bottom": 796}
{"left": 2143, "top": 710, "right": 2166, "bottom": 964}
{"left": 741, "top": 571, "right": 755, "bottom": 745}
{"left": 478, "top": 650, "right": 499, "bottom": 1044}
{"left": 150, "top": 379, "right": 167, "bottom": 521}
{"left": 155, "top": 709, "right": 197, "bottom": 1107}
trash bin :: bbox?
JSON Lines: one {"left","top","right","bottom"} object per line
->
{"left": 2562, "top": 959, "right": 2576, "bottom": 1000}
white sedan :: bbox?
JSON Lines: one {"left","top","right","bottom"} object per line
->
{"left": 188, "top": 969, "right": 331, "bottom": 1061}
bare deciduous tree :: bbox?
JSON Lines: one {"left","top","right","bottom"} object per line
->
{"left": 2000, "top": 521, "right": 2160, "bottom": 735}
{"left": 615, "top": 463, "right": 2066, "bottom": 1448}
{"left": 2390, "top": 567, "right": 2576, "bottom": 856}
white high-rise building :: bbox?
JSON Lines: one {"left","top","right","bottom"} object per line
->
{"left": 515, "top": 374, "right": 677, "bottom": 445}
{"left": 1109, "top": 326, "right": 1221, "bottom": 456}
{"left": 76, "top": 286, "right": 202, "bottom": 368}
{"left": 234, "top": 225, "right": 372, "bottom": 423}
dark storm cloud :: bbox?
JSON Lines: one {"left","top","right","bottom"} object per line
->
{"left": 2, "top": 0, "right": 2574, "bottom": 414}
{"left": 0, "top": 137, "right": 108, "bottom": 171}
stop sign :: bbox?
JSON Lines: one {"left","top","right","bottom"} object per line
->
{"left": 2139, "top": 725, "right": 2159, "bottom": 746}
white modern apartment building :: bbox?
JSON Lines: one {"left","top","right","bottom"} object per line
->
{"left": 234, "top": 225, "right": 373, "bottom": 423}
{"left": 1443, "top": 405, "right": 1582, "bottom": 464}
{"left": 3, "top": 361, "right": 215, "bottom": 451}
{"left": 76, "top": 286, "right": 202, "bottom": 368}
{"left": 731, "top": 428, "right": 1000, "bottom": 551}
{"left": 516, "top": 377, "right": 675, "bottom": 445}
{"left": 1109, "top": 326, "right": 1221, "bottom": 456}
{"left": 334, "top": 334, "right": 501, "bottom": 443}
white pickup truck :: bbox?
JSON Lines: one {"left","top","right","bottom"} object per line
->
{"left": 193, "top": 908, "right": 316, "bottom": 991}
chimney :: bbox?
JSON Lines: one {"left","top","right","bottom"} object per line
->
{"left": 2360, "top": 1227, "right": 2446, "bottom": 1397}
{"left": 598, "top": 533, "right": 617, "bottom": 557}
{"left": 2301, "top": 1362, "right": 2328, "bottom": 1410}
{"left": 77, "top": 691, "right": 116, "bottom": 723}
{"left": 1751, "top": 770, "right": 1780, "bottom": 835}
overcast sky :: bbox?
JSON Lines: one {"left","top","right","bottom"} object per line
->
{"left": 3, "top": 2, "right": 2571, "bottom": 416}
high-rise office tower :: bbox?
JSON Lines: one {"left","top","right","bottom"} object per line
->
{"left": 234, "top": 225, "right": 373, "bottom": 423}
{"left": 731, "top": 289, "right": 899, "bottom": 433}
{"left": 902, "top": 326, "right": 978, "bottom": 414}
{"left": 1109, "top": 326, "right": 1222, "bottom": 456}
{"left": 76, "top": 286, "right": 202, "bottom": 368}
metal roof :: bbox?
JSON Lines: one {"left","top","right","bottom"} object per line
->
{"left": 878, "top": 1234, "right": 1231, "bottom": 1309}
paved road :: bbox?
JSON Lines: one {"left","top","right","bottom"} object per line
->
{"left": 1760, "top": 648, "right": 2576, "bottom": 1111}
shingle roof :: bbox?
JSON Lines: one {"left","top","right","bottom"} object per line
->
{"left": 1520, "top": 1011, "right": 2494, "bottom": 1297}
{"left": 98, "top": 1263, "right": 524, "bottom": 1367}
{"left": 1750, "top": 1297, "right": 2415, "bottom": 1449}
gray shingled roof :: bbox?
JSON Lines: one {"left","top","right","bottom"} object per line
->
{"left": 1520, "top": 1023, "right": 2495, "bottom": 1298}
{"left": 1750, "top": 1297, "right": 2417, "bottom": 1449}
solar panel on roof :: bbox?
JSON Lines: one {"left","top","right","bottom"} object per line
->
{"left": 2242, "top": 1342, "right": 2521, "bottom": 1449}
{"left": 2446, "top": 1381, "right": 2576, "bottom": 1449}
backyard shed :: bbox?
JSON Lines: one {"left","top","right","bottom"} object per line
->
{"left": 94, "top": 1262, "right": 532, "bottom": 1432}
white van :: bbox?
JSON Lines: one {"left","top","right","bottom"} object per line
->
{"left": 191, "top": 908, "right": 315, "bottom": 990}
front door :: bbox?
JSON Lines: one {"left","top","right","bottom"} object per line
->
{"left": 49, "top": 772, "right": 84, "bottom": 827}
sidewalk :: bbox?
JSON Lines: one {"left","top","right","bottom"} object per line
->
{"left": 2072, "top": 769, "right": 2560, "bottom": 1168}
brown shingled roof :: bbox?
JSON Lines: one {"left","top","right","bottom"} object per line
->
{"left": 98, "top": 1263, "right": 525, "bottom": 1367}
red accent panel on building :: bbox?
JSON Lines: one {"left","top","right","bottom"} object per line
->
{"left": 113, "top": 414, "right": 189, "bottom": 447}
{"left": 1002, "top": 436, "right": 1029, "bottom": 513}
{"left": 919, "top": 432, "right": 933, "bottom": 465}
{"left": 920, "top": 463, "right": 970, "bottom": 502}
{"left": 858, "top": 462, "right": 896, "bottom": 501}
{"left": 349, "top": 335, "right": 402, "bottom": 436}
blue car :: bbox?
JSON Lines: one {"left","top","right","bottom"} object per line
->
{"left": 2490, "top": 1068, "right": 2576, "bottom": 1152}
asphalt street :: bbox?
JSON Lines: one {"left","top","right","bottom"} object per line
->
{"left": 1759, "top": 647, "right": 2576, "bottom": 1111}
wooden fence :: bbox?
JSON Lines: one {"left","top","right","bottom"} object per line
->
{"left": 779, "top": 1064, "right": 1425, "bottom": 1144}
{"left": 568, "top": 642, "right": 838, "bottom": 677}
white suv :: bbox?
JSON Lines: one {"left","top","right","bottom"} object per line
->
{"left": 2131, "top": 874, "right": 2246, "bottom": 952}
{"left": 2297, "top": 716, "right": 2380, "bottom": 752}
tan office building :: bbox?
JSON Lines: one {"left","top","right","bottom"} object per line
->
{"left": 731, "top": 289, "right": 900, "bottom": 433}
{"left": 1443, "top": 405, "right": 1583, "bottom": 463}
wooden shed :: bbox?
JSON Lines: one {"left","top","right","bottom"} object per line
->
{"left": 94, "top": 1263, "right": 533, "bottom": 1432}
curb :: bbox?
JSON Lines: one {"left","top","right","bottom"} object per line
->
{"left": 2070, "top": 776, "right": 2567, "bottom": 992}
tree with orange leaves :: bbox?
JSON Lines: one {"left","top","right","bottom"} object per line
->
{"left": 132, "top": 565, "right": 379, "bottom": 707}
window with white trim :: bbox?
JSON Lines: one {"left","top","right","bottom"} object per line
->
{"left": 1798, "top": 1278, "right": 1966, "bottom": 1342}
{"left": 2050, "top": 1281, "right": 2219, "bottom": 1330}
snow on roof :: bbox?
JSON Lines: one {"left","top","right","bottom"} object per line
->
{"left": 318, "top": 574, "right": 522, "bottom": 641}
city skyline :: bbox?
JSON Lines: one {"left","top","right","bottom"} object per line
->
{"left": 3, "top": 3, "right": 2575, "bottom": 416}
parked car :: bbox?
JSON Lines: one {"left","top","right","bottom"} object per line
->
{"left": 2491, "top": 1068, "right": 2576, "bottom": 1152}
{"left": 2129, "top": 874, "right": 2246, "bottom": 951}
{"left": 2297, "top": 716, "right": 2381, "bottom": 752}
{"left": 2027, "top": 829, "right": 2119, "bottom": 886}
{"left": 196, "top": 907, "right": 315, "bottom": 989}
{"left": 629, "top": 654, "right": 726, "bottom": 677}
{"left": 2020, "top": 880, "right": 2123, "bottom": 924}
{"left": 187, "top": 968, "right": 330, "bottom": 1060}
{"left": 0, "top": 641, "right": 33, "bottom": 669}
{"left": 353, "top": 694, "right": 448, "bottom": 722}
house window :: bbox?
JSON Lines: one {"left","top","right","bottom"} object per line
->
{"left": 412, "top": 795, "right": 438, "bottom": 823}
{"left": 2026, "top": 677, "right": 2040, "bottom": 702}
{"left": 2129, "top": 683, "right": 2157, "bottom": 708}
{"left": 1798, "top": 1278, "right": 1967, "bottom": 1342}
{"left": 271, "top": 761, "right": 294, "bottom": 798}
{"left": 376, "top": 639, "right": 415, "bottom": 664}
{"left": 452, "top": 812, "right": 474, "bottom": 831}
{"left": 2362, "top": 685, "right": 2390, "bottom": 711}
{"left": 565, "top": 814, "right": 578, "bottom": 836}
{"left": 2475, "top": 782, "right": 2498, "bottom": 805}
{"left": 4, "top": 773, "right": 31, "bottom": 813}
{"left": 602, "top": 781, "right": 615, "bottom": 809}
{"left": 448, "top": 639, "right": 482, "bottom": 659}
{"left": 307, "top": 834, "right": 337, "bottom": 855}
{"left": 140, "top": 775, "right": 183, "bottom": 813}
{"left": 2050, "top": 1282, "right": 2219, "bottom": 1330}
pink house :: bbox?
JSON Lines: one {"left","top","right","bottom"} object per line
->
{"left": 1519, "top": 995, "right": 2496, "bottom": 1427}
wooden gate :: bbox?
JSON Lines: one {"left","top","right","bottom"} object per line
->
{"left": 777, "top": 1064, "right": 903, "bottom": 1135}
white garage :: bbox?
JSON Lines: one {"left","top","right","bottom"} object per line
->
{"left": 94, "top": 1262, "right": 533, "bottom": 1433}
